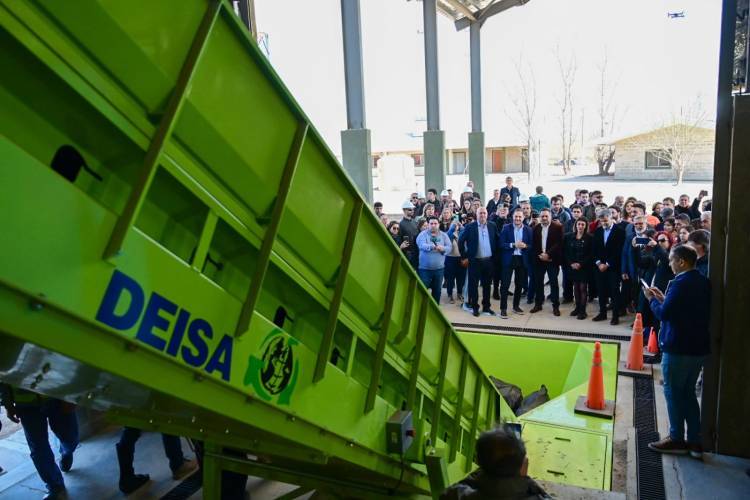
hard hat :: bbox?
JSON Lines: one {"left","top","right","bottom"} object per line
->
{"left": 440, "top": 189, "right": 449, "bottom": 197}
{"left": 401, "top": 200, "right": 415, "bottom": 209}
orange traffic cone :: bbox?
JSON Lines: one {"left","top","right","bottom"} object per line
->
{"left": 586, "top": 341, "right": 605, "bottom": 410}
{"left": 575, "top": 341, "right": 615, "bottom": 418}
{"left": 626, "top": 313, "right": 645, "bottom": 370}
{"left": 647, "top": 327, "right": 659, "bottom": 354}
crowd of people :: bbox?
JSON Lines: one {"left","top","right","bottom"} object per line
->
{"left": 379, "top": 175, "right": 714, "bottom": 460}
{"left": 377, "top": 176, "right": 712, "bottom": 333}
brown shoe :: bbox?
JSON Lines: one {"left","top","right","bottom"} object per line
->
{"left": 648, "top": 437, "right": 688, "bottom": 455}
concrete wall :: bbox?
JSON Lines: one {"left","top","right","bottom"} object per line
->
{"left": 613, "top": 129, "right": 715, "bottom": 181}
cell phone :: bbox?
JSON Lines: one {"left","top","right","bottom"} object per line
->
{"left": 635, "top": 237, "right": 649, "bottom": 245}
{"left": 452, "top": 214, "right": 460, "bottom": 222}
{"left": 403, "top": 236, "right": 410, "bottom": 243}
{"left": 506, "top": 422, "right": 523, "bottom": 439}
{"left": 640, "top": 278, "right": 650, "bottom": 289}
{"left": 700, "top": 190, "right": 708, "bottom": 197}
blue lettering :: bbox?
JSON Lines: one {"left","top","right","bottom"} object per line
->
{"left": 96, "top": 270, "right": 144, "bottom": 330}
{"left": 182, "top": 318, "right": 212, "bottom": 367}
{"left": 136, "top": 292, "right": 177, "bottom": 351}
{"left": 166, "top": 309, "right": 191, "bottom": 357}
{"left": 205, "top": 334, "right": 233, "bottom": 382}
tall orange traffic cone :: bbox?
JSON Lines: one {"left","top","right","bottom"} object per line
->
{"left": 647, "top": 327, "right": 659, "bottom": 354}
{"left": 626, "top": 313, "right": 645, "bottom": 370}
{"left": 586, "top": 341, "right": 605, "bottom": 410}
{"left": 575, "top": 341, "right": 614, "bottom": 418}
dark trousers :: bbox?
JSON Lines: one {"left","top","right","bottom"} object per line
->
{"left": 118, "top": 427, "right": 186, "bottom": 473}
{"left": 562, "top": 266, "right": 573, "bottom": 301}
{"left": 534, "top": 262, "right": 560, "bottom": 307}
{"left": 526, "top": 262, "right": 536, "bottom": 303}
{"left": 468, "top": 257, "right": 493, "bottom": 310}
{"left": 444, "top": 256, "right": 466, "bottom": 296}
{"left": 595, "top": 268, "right": 621, "bottom": 317}
{"left": 16, "top": 399, "right": 79, "bottom": 492}
{"left": 501, "top": 256, "right": 527, "bottom": 310}
{"left": 573, "top": 281, "right": 588, "bottom": 312}
{"left": 620, "top": 278, "right": 632, "bottom": 312}
{"left": 491, "top": 254, "right": 503, "bottom": 292}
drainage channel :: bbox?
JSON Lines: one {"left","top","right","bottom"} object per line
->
{"left": 624, "top": 372, "right": 667, "bottom": 500}
{"left": 452, "top": 322, "right": 630, "bottom": 342}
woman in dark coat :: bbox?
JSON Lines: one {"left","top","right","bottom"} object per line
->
{"left": 564, "top": 218, "right": 593, "bottom": 319}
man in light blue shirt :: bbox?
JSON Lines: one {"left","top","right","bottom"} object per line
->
{"left": 417, "top": 216, "right": 451, "bottom": 304}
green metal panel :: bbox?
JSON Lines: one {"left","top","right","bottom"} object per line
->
{"left": 0, "top": 1, "right": 515, "bottom": 495}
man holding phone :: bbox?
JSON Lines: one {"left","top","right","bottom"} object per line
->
{"left": 644, "top": 245, "right": 710, "bottom": 458}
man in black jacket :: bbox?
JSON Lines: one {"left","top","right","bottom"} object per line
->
{"left": 674, "top": 191, "right": 706, "bottom": 220}
{"left": 440, "top": 425, "right": 549, "bottom": 499}
{"left": 458, "top": 207, "right": 498, "bottom": 316}
{"left": 592, "top": 207, "right": 626, "bottom": 325}
{"left": 529, "top": 210, "right": 564, "bottom": 316}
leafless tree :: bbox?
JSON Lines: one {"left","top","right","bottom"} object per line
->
{"left": 505, "top": 53, "right": 538, "bottom": 178}
{"left": 627, "top": 98, "right": 710, "bottom": 185}
{"left": 594, "top": 49, "right": 622, "bottom": 176}
{"left": 555, "top": 47, "right": 577, "bottom": 175}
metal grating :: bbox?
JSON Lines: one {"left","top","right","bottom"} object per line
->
{"left": 632, "top": 376, "right": 667, "bottom": 500}
{"left": 451, "top": 322, "right": 631, "bottom": 341}
{"left": 160, "top": 472, "right": 202, "bottom": 500}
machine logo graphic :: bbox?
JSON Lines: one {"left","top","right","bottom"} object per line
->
{"left": 244, "top": 328, "right": 299, "bottom": 405}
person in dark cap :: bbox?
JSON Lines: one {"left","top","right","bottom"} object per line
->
{"left": 440, "top": 424, "right": 549, "bottom": 499}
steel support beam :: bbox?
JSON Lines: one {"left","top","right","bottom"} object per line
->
{"left": 340, "top": 0, "right": 372, "bottom": 201}
{"left": 423, "top": 0, "right": 445, "bottom": 192}
{"left": 423, "top": 0, "right": 440, "bottom": 131}
{"left": 469, "top": 22, "right": 482, "bottom": 133}
{"left": 468, "top": 21, "right": 484, "bottom": 198}
{"left": 702, "top": 0, "right": 736, "bottom": 455}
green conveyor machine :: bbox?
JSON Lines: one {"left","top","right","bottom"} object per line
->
{"left": 0, "top": 1, "right": 617, "bottom": 498}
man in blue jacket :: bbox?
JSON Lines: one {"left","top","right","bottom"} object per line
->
{"left": 458, "top": 207, "right": 498, "bottom": 316}
{"left": 644, "top": 245, "right": 710, "bottom": 458}
{"left": 498, "top": 209, "right": 533, "bottom": 318}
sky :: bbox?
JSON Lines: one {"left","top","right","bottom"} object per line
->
{"left": 255, "top": 0, "right": 722, "bottom": 158}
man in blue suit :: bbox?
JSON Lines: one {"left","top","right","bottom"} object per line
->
{"left": 498, "top": 209, "right": 532, "bottom": 318}
{"left": 644, "top": 245, "right": 710, "bottom": 458}
{"left": 458, "top": 207, "right": 499, "bottom": 316}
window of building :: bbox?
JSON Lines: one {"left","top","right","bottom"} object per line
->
{"left": 412, "top": 153, "right": 423, "bottom": 167}
{"left": 521, "top": 148, "right": 530, "bottom": 172}
{"left": 452, "top": 151, "right": 467, "bottom": 174}
{"left": 645, "top": 149, "right": 671, "bottom": 169}
{"left": 491, "top": 149, "right": 504, "bottom": 173}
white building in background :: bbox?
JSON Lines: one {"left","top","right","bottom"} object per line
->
{"left": 601, "top": 127, "right": 715, "bottom": 181}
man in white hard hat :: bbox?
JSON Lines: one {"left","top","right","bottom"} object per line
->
{"left": 399, "top": 200, "right": 420, "bottom": 270}
{"left": 440, "top": 189, "right": 450, "bottom": 211}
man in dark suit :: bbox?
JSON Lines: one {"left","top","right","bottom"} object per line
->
{"left": 644, "top": 245, "right": 710, "bottom": 458}
{"left": 458, "top": 207, "right": 498, "bottom": 317}
{"left": 500, "top": 176, "right": 521, "bottom": 209}
{"left": 591, "top": 207, "right": 626, "bottom": 325}
{"left": 498, "top": 209, "right": 532, "bottom": 318}
{"left": 530, "top": 209, "right": 564, "bottom": 316}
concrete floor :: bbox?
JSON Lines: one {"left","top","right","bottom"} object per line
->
{"left": 0, "top": 425, "right": 308, "bottom": 500}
